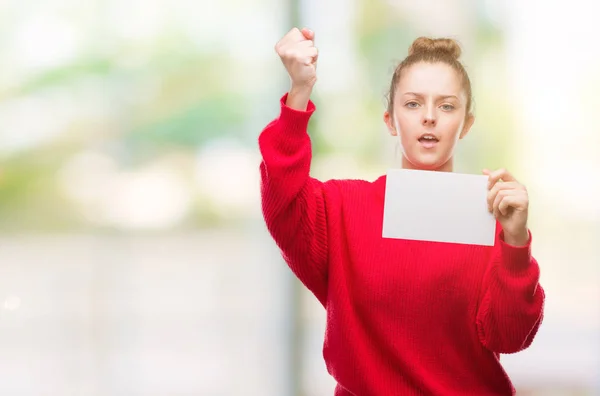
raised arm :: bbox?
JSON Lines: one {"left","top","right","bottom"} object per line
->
{"left": 259, "top": 28, "right": 330, "bottom": 306}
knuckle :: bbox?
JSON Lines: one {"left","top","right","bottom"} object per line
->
{"left": 292, "top": 28, "right": 303, "bottom": 40}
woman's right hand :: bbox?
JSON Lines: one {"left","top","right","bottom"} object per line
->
{"left": 275, "top": 27, "right": 318, "bottom": 92}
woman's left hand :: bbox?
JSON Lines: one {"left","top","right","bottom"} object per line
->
{"left": 483, "top": 168, "right": 530, "bottom": 246}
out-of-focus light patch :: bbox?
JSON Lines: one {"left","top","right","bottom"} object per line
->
{"left": 195, "top": 140, "right": 261, "bottom": 218}
{"left": 312, "top": 153, "right": 381, "bottom": 182}
{"left": 233, "top": 8, "right": 282, "bottom": 62}
{"left": 175, "top": 0, "right": 284, "bottom": 59}
{"left": 481, "top": 0, "right": 508, "bottom": 28}
{"left": 303, "top": 0, "right": 358, "bottom": 95}
{"left": 68, "top": 76, "right": 120, "bottom": 120}
{"left": 101, "top": 167, "right": 191, "bottom": 229}
{"left": 538, "top": 161, "right": 600, "bottom": 222}
{"left": 386, "top": 0, "right": 467, "bottom": 35}
{"left": 114, "top": 74, "right": 164, "bottom": 111}
{"left": 58, "top": 151, "right": 118, "bottom": 204}
{"left": 3, "top": 295, "right": 20, "bottom": 311}
{"left": 174, "top": 0, "right": 226, "bottom": 47}
{"left": 105, "top": 0, "right": 166, "bottom": 42}
{"left": 0, "top": 92, "right": 75, "bottom": 154}
{"left": 0, "top": 76, "right": 153, "bottom": 155}
{"left": 504, "top": 0, "right": 600, "bottom": 222}
{"left": 58, "top": 152, "right": 192, "bottom": 230}
{"left": 10, "top": 13, "right": 80, "bottom": 75}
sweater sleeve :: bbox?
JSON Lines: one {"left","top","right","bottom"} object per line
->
{"left": 476, "top": 229, "right": 545, "bottom": 354}
{"left": 258, "top": 93, "right": 329, "bottom": 306}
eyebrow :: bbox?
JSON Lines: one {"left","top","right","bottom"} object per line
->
{"left": 403, "top": 92, "right": 459, "bottom": 100}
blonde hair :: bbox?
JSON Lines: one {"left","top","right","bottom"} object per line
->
{"left": 386, "top": 37, "right": 473, "bottom": 116}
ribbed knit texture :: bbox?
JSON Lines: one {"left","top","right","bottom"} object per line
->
{"left": 258, "top": 94, "right": 545, "bottom": 396}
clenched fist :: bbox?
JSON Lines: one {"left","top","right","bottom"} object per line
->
{"left": 275, "top": 27, "right": 318, "bottom": 90}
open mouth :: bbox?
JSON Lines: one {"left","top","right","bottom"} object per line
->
{"left": 418, "top": 134, "right": 439, "bottom": 147}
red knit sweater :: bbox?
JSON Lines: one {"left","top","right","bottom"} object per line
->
{"left": 258, "top": 94, "right": 545, "bottom": 396}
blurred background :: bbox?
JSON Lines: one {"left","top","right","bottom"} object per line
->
{"left": 0, "top": 0, "right": 598, "bottom": 395}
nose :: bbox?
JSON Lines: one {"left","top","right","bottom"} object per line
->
{"left": 422, "top": 114, "right": 436, "bottom": 127}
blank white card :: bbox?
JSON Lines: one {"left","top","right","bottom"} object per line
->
{"left": 382, "top": 168, "right": 496, "bottom": 246}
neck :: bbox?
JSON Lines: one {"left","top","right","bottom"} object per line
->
{"left": 401, "top": 156, "right": 454, "bottom": 172}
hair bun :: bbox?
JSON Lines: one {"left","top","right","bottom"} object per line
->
{"left": 408, "top": 37, "right": 462, "bottom": 59}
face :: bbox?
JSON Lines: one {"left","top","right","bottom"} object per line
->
{"left": 383, "top": 62, "right": 474, "bottom": 172}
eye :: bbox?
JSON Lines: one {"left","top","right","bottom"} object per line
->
{"left": 405, "top": 101, "right": 420, "bottom": 108}
{"left": 440, "top": 104, "right": 455, "bottom": 111}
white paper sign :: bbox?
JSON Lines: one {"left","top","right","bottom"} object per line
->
{"left": 382, "top": 168, "right": 496, "bottom": 246}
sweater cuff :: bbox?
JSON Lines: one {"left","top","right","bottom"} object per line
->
{"left": 498, "top": 229, "right": 533, "bottom": 272}
{"left": 279, "top": 92, "right": 316, "bottom": 121}
{"left": 258, "top": 93, "right": 316, "bottom": 157}
{"left": 258, "top": 93, "right": 314, "bottom": 154}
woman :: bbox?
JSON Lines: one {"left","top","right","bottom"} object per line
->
{"left": 258, "top": 27, "right": 545, "bottom": 396}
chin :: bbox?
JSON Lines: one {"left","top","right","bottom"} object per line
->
{"left": 405, "top": 154, "right": 451, "bottom": 171}
{"left": 416, "top": 162, "right": 443, "bottom": 171}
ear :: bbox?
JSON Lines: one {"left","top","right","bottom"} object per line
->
{"left": 383, "top": 111, "right": 397, "bottom": 136}
{"left": 459, "top": 114, "right": 475, "bottom": 139}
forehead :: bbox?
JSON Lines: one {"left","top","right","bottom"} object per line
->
{"left": 397, "top": 62, "right": 463, "bottom": 97}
